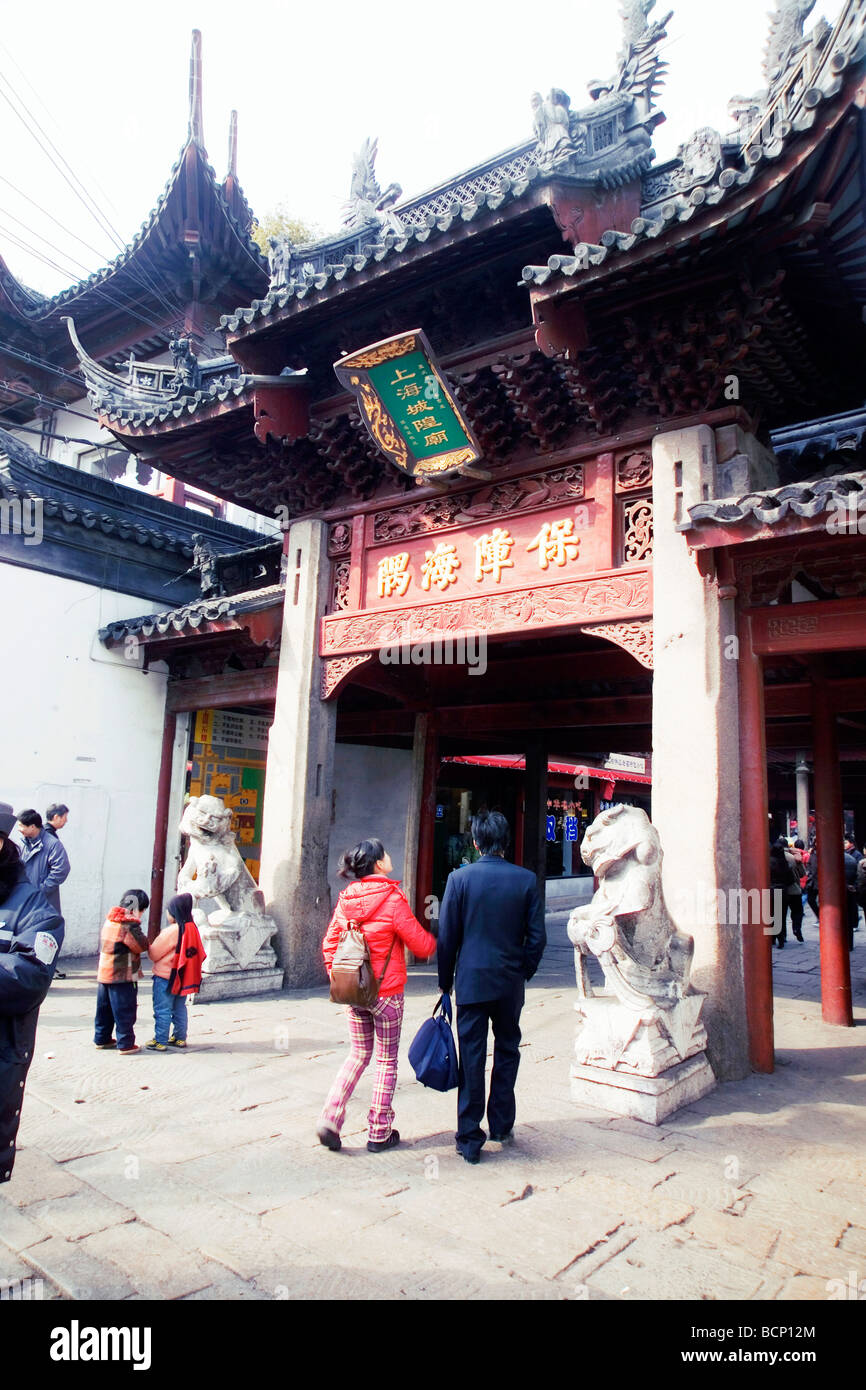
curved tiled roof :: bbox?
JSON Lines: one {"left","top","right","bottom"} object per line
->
{"left": 0, "top": 426, "right": 261, "bottom": 557}
{"left": 220, "top": 165, "right": 553, "bottom": 334}
{"left": 0, "top": 138, "right": 266, "bottom": 327}
{"left": 99, "top": 582, "right": 284, "bottom": 644}
{"left": 96, "top": 371, "right": 256, "bottom": 430}
{"left": 687, "top": 471, "right": 866, "bottom": 528}
{"left": 521, "top": 3, "right": 866, "bottom": 290}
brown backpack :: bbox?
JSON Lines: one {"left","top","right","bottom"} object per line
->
{"left": 329, "top": 920, "right": 395, "bottom": 1008}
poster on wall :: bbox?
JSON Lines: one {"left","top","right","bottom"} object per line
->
{"left": 188, "top": 708, "right": 269, "bottom": 880}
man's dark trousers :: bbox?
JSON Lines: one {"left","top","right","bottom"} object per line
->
{"left": 437, "top": 852, "right": 545, "bottom": 1161}
{"left": 456, "top": 981, "right": 524, "bottom": 1159}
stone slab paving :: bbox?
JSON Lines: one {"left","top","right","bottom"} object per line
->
{"left": 1, "top": 912, "right": 865, "bottom": 1303}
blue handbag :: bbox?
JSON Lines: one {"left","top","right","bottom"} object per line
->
{"left": 408, "top": 993, "right": 458, "bottom": 1092}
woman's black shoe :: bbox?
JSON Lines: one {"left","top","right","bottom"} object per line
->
{"left": 317, "top": 1124, "right": 341, "bottom": 1152}
{"left": 367, "top": 1129, "right": 400, "bottom": 1153}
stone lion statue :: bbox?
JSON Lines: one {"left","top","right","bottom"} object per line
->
{"left": 178, "top": 794, "right": 277, "bottom": 972}
{"left": 567, "top": 804, "right": 694, "bottom": 1010}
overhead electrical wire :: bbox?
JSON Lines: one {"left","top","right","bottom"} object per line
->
{"left": 0, "top": 218, "right": 185, "bottom": 340}
{"left": 0, "top": 338, "right": 85, "bottom": 387}
{"left": 0, "top": 206, "right": 187, "bottom": 340}
{"left": 0, "top": 380, "right": 108, "bottom": 424}
{"left": 0, "top": 419, "right": 124, "bottom": 450}
{"left": 0, "top": 65, "right": 191, "bottom": 326}
{"left": 0, "top": 34, "right": 127, "bottom": 230}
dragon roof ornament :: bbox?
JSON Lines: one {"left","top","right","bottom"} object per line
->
{"left": 342, "top": 137, "right": 403, "bottom": 234}
{"left": 764, "top": 0, "right": 818, "bottom": 86}
{"left": 528, "top": 1, "right": 672, "bottom": 179}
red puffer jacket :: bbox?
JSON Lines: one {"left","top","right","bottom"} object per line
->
{"left": 322, "top": 876, "right": 437, "bottom": 997}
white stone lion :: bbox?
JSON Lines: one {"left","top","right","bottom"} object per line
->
{"left": 177, "top": 794, "right": 277, "bottom": 972}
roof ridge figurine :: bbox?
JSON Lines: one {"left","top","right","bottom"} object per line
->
{"left": 342, "top": 137, "right": 403, "bottom": 235}
{"left": 764, "top": 0, "right": 818, "bottom": 86}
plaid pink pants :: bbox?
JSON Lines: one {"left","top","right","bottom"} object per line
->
{"left": 321, "top": 994, "right": 405, "bottom": 1143}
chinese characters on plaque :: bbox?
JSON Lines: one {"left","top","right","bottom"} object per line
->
{"left": 333, "top": 331, "right": 482, "bottom": 480}
{"left": 375, "top": 518, "right": 582, "bottom": 600}
{"left": 545, "top": 798, "right": 588, "bottom": 843}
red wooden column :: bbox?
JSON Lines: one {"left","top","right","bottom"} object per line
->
{"left": 737, "top": 613, "right": 774, "bottom": 1072}
{"left": 414, "top": 720, "right": 440, "bottom": 922}
{"left": 811, "top": 660, "right": 854, "bottom": 1027}
{"left": 149, "top": 709, "right": 177, "bottom": 942}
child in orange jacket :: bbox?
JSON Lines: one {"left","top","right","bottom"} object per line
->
{"left": 94, "top": 890, "right": 149, "bottom": 1054}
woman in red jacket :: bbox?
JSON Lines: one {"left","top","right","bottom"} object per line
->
{"left": 318, "top": 838, "right": 437, "bottom": 1154}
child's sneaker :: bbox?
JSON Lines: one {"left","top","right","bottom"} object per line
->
{"left": 145, "top": 1040, "right": 168, "bottom": 1051}
{"left": 118, "top": 1045, "right": 140, "bottom": 1054}
{"left": 168, "top": 1038, "right": 187, "bottom": 1048}
{"left": 94, "top": 1041, "right": 116, "bottom": 1049}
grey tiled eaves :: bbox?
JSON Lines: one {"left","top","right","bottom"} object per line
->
{"left": 99, "top": 582, "right": 285, "bottom": 644}
{"left": 520, "top": 67, "right": 855, "bottom": 290}
{"left": 96, "top": 373, "right": 256, "bottom": 430}
{"left": 219, "top": 165, "right": 551, "bottom": 334}
{"left": 686, "top": 471, "right": 866, "bottom": 528}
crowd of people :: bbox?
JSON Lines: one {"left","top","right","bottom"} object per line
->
{"left": 3, "top": 789, "right": 864, "bottom": 1184}
{"left": 769, "top": 832, "right": 865, "bottom": 950}
{"left": 0, "top": 798, "right": 204, "bottom": 1183}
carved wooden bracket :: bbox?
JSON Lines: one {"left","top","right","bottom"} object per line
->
{"left": 321, "top": 652, "right": 376, "bottom": 700}
{"left": 582, "top": 618, "right": 654, "bottom": 670}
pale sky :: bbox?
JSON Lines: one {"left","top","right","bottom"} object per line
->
{"left": 0, "top": 0, "right": 847, "bottom": 298}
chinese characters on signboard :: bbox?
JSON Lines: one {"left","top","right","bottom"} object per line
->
{"left": 375, "top": 518, "right": 582, "bottom": 600}
{"left": 334, "top": 331, "right": 483, "bottom": 480}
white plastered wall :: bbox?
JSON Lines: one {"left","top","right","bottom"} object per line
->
{"left": 1, "top": 563, "right": 170, "bottom": 957}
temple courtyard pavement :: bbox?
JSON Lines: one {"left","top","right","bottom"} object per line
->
{"left": 2, "top": 907, "right": 866, "bottom": 1303}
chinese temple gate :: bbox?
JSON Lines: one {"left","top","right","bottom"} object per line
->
{"left": 77, "top": 0, "right": 866, "bottom": 1081}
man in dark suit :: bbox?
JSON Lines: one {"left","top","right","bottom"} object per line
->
{"left": 437, "top": 810, "right": 546, "bottom": 1164}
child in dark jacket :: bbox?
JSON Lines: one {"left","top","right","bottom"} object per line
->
{"left": 94, "top": 889, "right": 149, "bottom": 1054}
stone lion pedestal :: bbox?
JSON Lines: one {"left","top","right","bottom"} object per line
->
{"left": 177, "top": 795, "right": 283, "bottom": 1001}
{"left": 567, "top": 805, "right": 716, "bottom": 1126}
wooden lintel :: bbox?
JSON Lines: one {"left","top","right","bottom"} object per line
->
{"left": 166, "top": 666, "right": 278, "bottom": 712}
{"left": 750, "top": 597, "right": 866, "bottom": 656}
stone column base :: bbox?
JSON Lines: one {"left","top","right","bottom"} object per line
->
{"left": 194, "top": 966, "right": 285, "bottom": 1002}
{"left": 571, "top": 1052, "right": 716, "bottom": 1126}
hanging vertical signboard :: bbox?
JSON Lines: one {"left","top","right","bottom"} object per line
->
{"left": 334, "top": 330, "right": 485, "bottom": 482}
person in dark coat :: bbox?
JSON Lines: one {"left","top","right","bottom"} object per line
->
{"left": 16, "top": 809, "right": 70, "bottom": 915}
{"left": 0, "top": 801, "right": 64, "bottom": 1183}
{"left": 437, "top": 810, "right": 546, "bottom": 1164}
{"left": 843, "top": 838, "right": 860, "bottom": 949}
{"left": 769, "top": 838, "right": 806, "bottom": 947}
{"left": 44, "top": 804, "right": 69, "bottom": 838}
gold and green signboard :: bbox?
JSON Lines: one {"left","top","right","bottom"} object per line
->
{"left": 334, "top": 330, "right": 483, "bottom": 481}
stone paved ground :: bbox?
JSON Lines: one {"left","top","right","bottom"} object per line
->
{"left": 2, "top": 905, "right": 865, "bottom": 1302}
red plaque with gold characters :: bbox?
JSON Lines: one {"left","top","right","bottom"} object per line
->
{"left": 334, "top": 330, "right": 484, "bottom": 482}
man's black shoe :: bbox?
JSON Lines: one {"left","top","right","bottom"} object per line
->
{"left": 367, "top": 1129, "right": 400, "bottom": 1153}
{"left": 489, "top": 1132, "right": 514, "bottom": 1144}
